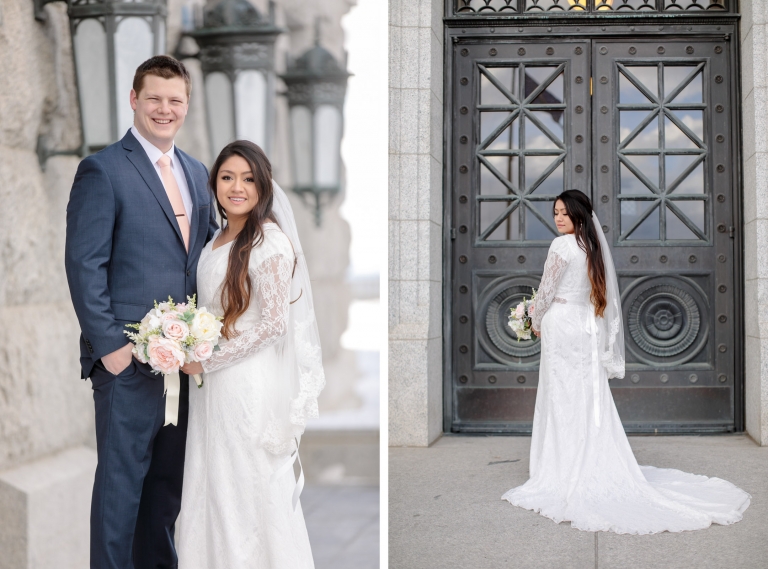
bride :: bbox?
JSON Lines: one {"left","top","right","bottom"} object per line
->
{"left": 502, "top": 190, "right": 750, "bottom": 534}
{"left": 177, "top": 140, "right": 324, "bottom": 566}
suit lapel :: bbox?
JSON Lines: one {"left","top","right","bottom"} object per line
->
{"left": 122, "top": 132, "right": 185, "bottom": 250}
{"left": 176, "top": 148, "right": 201, "bottom": 256}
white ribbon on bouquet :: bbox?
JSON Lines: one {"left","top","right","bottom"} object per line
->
{"left": 163, "top": 372, "right": 204, "bottom": 426}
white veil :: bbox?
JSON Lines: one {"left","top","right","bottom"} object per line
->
{"left": 266, "top": 180, "right": 326, "bottom": 508}
{"left": 591, "top": 211, "right": 625, "bottom": 379}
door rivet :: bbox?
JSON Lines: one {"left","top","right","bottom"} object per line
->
{"left": 718, "top": 344, "right": 727, "bottom": 353}
{"left": 660, "top": 373, "right": 669, "bottom": 383}
{"left": 630, "top": 255, "right": 639, "bottom": 264}
{"left": 488, "top": 375, "right": 497, "bottom": 384}
{"left": 517, "top": 375, "right": 526, "bottom": 384}
{"left": 631, "top": 374, "right": 640, "bottom": 383}
{"left": 459, "top": 345, "right": 468, "bottom": 353}
{"left": 718, "top": 374, "right": 727, "bottom": 383}
{"left": 689, "top": 374, "right": 698, "bottom": 383}
{"left": 718, "top": 314, "right": 727, "bottom": 323}
{"left": 459, "top": 375, "right": 468, "bottom": 383}
{"left": 601, "top": 165, "right": 609, "bottom": 173}
{"left": 660, "top": 255, "right": 668, "bottom": 263}
{"left": 517, "top": 255, "right": 526, "bottom": 264}
{"left": 629, "top": 46, "right": 637, "bottom": 55}
{"left": 460, "top": 285, "right": 468, "bottom": 293}
{"left": 460, "top": 315, "right": 468, "bottom": 323}
{"left": 488, "top": 255, "right": 497, "bottom": 264}
{"left": 689, "top": 255, "right": 697, "bottom": 263}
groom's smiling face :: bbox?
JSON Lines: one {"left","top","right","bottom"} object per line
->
{"left": 130, "top": 74, "right": 189, "bottom": 152}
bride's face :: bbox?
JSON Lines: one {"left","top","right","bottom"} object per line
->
{"left": 216, "top": 155, "right": 259, "bottom": 219}
{"left": 554, "top": 200, "right": 575, "bottom": 234}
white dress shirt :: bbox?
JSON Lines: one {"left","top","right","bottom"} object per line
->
{"left": 131, "top": 126, "right": 193, "bottom": 220}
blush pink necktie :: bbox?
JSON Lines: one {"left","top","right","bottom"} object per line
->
{"left": 157, "top": 154, "right": 190, "bottom": 251}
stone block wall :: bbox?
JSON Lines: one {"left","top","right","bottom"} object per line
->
{"left": 388, "top": 0, "right": 444, "bottom": 447}
{"left": 740, "top": 0, "right": 768, "bottom": 446}
{"left": 0, "top": 0, "right": 95, "bottom": 472}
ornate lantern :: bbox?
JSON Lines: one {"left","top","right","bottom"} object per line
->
{"left": 35, "top": 0, "right": 167, "bottom": 155}
{"left": 184, "top": 0, "right": 282, "bottom": 163}
{"left": 280, "top": 27, "right": 350, "bottom": 226}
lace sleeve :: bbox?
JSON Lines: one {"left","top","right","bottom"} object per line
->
{"left": 531, "top": 243, "right": 570, "bottom": 332}
{"left": 202, "top": 253, "right": 293, "bottom": 373}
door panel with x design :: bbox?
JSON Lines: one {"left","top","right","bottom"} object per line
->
{"left": 593, "top": 40, "right": 735, "bottom": 432}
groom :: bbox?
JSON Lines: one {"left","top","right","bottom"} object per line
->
{"left": 65, "top": 56, "right": 217, "bottom": 568}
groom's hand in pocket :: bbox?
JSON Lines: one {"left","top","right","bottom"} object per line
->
{"left": 102, "top": 343, "right": 134, "bottom": 375}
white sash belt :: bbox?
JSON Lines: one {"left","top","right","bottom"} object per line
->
{"left": 585, "top": 311, "right": 601, "bottom": 428}
{"left": 270, "top": 438, "right": 305, "bottom": 511}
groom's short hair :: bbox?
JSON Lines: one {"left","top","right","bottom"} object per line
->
{"left": 133, "top": 56, "right": 192, "bottom": 98}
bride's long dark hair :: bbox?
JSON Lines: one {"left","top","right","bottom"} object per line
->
{"left": 209, "top": 140, "right": 274, "bottom": 339}
{"left": 553, "top": 190, "right": 607, "bottom": 318}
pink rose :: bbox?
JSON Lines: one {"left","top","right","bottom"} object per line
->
{"left": 176, "top": 303, "right": 188, "bottom": 311}
{"left": 162, "top": 319, "right": 189, "bottom": 342}
{"left": 162, "top": 311, "right": 180, "bottom": 322}
{"left": 515, "top": 303, "right": 525, "bottom": 319}
{"left": 147, "top": 336, "right": 185, "bottom": 374}
{"left": 193, "top": 341, "right": 213, "bottom": 362}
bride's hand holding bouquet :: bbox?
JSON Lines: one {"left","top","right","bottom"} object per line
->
{"left": 124, "top": 295, "right": 223, "bottom": 426}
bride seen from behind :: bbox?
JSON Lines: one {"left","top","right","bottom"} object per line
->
{"left": 177, "top": 140, "right": 323, "bottom": 567}
{"left": 502, "top": 189, "right": 750, "bottom": 534}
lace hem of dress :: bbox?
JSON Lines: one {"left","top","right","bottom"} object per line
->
{"left": 553, "top": 297, "right": 567, "bottom": 304}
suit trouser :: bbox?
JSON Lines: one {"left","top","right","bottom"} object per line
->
{"left": 89, "top": 359, "right": 189, "bottom": 569}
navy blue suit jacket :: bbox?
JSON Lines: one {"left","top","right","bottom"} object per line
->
{"left": 65, "top": 130, "right": 218, "bottom": 379}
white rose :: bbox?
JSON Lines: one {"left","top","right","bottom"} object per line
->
{"left": 190, "top": 310, "right": 223, "bottom": 342}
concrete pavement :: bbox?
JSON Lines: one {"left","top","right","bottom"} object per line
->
{"left": 390, "top": 435, "right": 768, "bottom": 569}
{"left": 304, "top": 485, "right": 380, "bottom": 569}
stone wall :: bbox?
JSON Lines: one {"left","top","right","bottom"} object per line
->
{"left": 740, "top": 0, "right": 768, "bottom": 446}
{"left": 388, "top": 0, "right": 444, "bottom": 447}
{"left": 0, "top": 0, "right": 94, "bottom": 472}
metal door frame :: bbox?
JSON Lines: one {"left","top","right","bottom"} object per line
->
{"left": 442, "top": 9, "right": 744, "bottom": 434}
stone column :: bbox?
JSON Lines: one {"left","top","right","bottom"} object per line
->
{"left": 388, "top": 0, "right": 444, "bottom": 447}
{"left": 741, "top": 1, "right": 768, "bottom": 446}
{"left": 0, "top": 2, "right": 98, "bottom": 566}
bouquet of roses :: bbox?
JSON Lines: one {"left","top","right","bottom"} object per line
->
{"left": 508, "top": 289, "right": 537, "bottom": 342}
{"left": 124, "top": 295, "right": 223, "bottom": 426}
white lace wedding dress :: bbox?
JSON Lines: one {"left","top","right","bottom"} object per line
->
{"left": 177, "top": 223, "right": 314, "bottom": 567}
{"left": 502, "top": 233, "right": 751, "bottom": 534}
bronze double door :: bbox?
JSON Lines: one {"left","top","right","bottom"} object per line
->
{"left": 447, "top": 36, "right": 740, "bottom": 433}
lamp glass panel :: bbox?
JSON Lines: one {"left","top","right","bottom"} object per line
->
{"left": 115, "top": 17, "right": 154, "bottom": 136}
{"left": 156, "top": 19, "right": 166, "bottom": 54}
{"left": 235, "top": 70, "right": 267, "bottom": 148}
{"left": 290, "top": 105, "right": 312, "bottom": 187}
{"left": 205, "top": 72, "right": 235, "bottom": 163}
{"left": 74, "top": 18, "right": 111, "bottom": 149}
{"left": 314, "top": 105, "right": 342, "bottom": 187}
